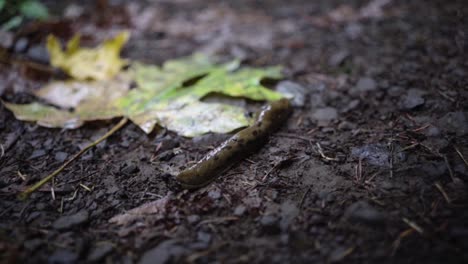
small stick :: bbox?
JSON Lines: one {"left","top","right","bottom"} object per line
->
{"left": 443, "top": 155, "right": 455, "bottom": 182}
{"left": 402, "top": 217, "right": 424, "bottom": 235}
{"left": 454, "top": 146, "right": 468, "bottom": 168}
{"left": 18, "top": 118, "right": 128, "bottom": 200}
{"left": 434, "top": 182, "right": 452, "bottom": 204}
{"left": 316, "top": 142, "right": 339, "bottom": 161}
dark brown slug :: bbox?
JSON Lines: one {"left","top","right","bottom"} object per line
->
{"left": 176, "top": 98, "right": 292, "bottom": 188}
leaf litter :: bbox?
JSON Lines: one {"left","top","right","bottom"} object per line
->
{"left": 2, "top": 30, "right": 288, "bottom": 198}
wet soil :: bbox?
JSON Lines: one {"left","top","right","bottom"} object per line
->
{"left": 1, "top": 0, "right": 468, "bottom": 263}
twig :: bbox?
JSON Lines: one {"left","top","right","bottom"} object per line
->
{"left": 18, "top": 118, "right": 128, "bottom": 200}
{"left": 316, "top": 142, "right": 339, "bottom": 161}
{"left": 454, "top": 146, "right": 468, "bottom": 168}
{"left": 443, "top": 155, "right": 455, "bottom": 182}
{"left": 300, "top": 187, "right": 311, "bottom": 209}
{"left": 402, "top": 217, "right": 424, "bottom": 235}
{"left": 434, "top": 182, "right": 451, "bottom": 204}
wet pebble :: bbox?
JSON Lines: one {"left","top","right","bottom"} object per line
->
{"left": 139, "top": 240, "right": 186, "bottom": 264}
{"left": 344, "top": 200, "right": 385, "bottom": 225}
{"left": 259, "top": 214, "right": 280, "bottom": 234}
{"left": 156, "top": 136, "right": 179, "bottom": 152}
{"left": 53, "top": 210, "right": 89, "bottom": 230}
{"left": 187, "top": 215, "right": 200, "bottom": 224}
{"left": 387, "top": 86, "right": 404, "bottom": 97}
{"left": 48, "top": 249, "right": 78, "bottom": 264}
{"left": 276, "top": 81, "right": 307, "bottom": 107}
{"left": 27, "top": 45, "right": 49, "bottom": 64}
{"left": 311, "top": 107, "right": 338, "bottom": 126}
{"left": 208, "top": 188, "right": 221, "bottom": 200}
{"left": 399, "top": 88, "right": 425, "bottom": 110}
{"left": 234, "top": 205, "right": 247, "bottom": 216}
{"left": 158, "top": 150, "right": 175, "bottom": 161}
{"left": 437, "top": 112, "right": 468, "bottom": 136}
{"left": 121, "top": 163, "right": 139, "bottom": 174}
{"left": 29, "top": 149, "right": 46, "bottom": 159}
{"left": 355, "top": 77, "right": 377, "bottom": 92}
{"left": 328, "top": 50, "right": 349, "bottom": 67}
{"left": 54, "top": 152, "right": 68, "bottom": 162}
{"left": 280, "top": 200, "right": 299, "bottom": 232}
{"left": 87, "top": 243, "right": 114, "bottom": 262}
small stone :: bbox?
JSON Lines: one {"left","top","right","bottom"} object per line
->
{"left": 14, "top": 37, "right": 28, "bottom": 53}
{"left": 53, "top": 210, "right": 89, "bottom": 230}
{"left": 438, "top": 112, "right": 468, "bottom": 136}
{"left": 355, "top": 77, "right": 377, "bottom": 92}
{"left": 338, "top": 121, "right": 356, "bottom": 130}
{"left": 187, "top": 215, "right": 200, "bottom": 224}
{"left": 423, "top": 124, "right": 441, "bottom": 137}
{"left": 311, "top": 107, "right": 338, "bottom": 126}
{"left": 48, "top": 249, "right": 78, "bottom": 264}
{"left": 234, "top": 205, "right": 247, "bottom": 216}
{"left": 29, "top": 149, "right": 46, "bottom": 159}
{"left": 197, "top": 232, "right": 212, "bottom": 244}
{"left": 344, "top": 201, "right": 385, "bottom": 225}
{"left": 387, "top": 86, "right": 404, "bottom": 97}
{"left": 156, "top": 136, "right": 180, "bottom": 152}
{"left": 276, "top": 81, "right": 307, "bottom": 107}
{"left": 27, "top": 45, "right": 49, "bottom": 63}
{"left": 121, "top": 163, "right": 139, "bottom": 174}
{"left": 158, "top": 150, "right": 175, "bottom": 161}
{"left": 208, "top": 189, "right": 221, "bottom": 200}
{"left": 329, "top": 50, "right": 349, "bottom": 67}
{"left": 399, "top": 88, "right": 425, "bottom": 110}
{"left": 87, "top": 243, "right": 113, "bottom": 262}
{"left": 341, "top": 99, "right": 360, "bottom": 113}
{"left": 54, "top": 152, "right": 68, "bottom": 162}
{"left": 139, "top": 240, "right": 186, "bottom": 264}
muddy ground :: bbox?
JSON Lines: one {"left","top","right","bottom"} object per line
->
{"left": 1, "top": 0, "right": 468, "bottom": 263}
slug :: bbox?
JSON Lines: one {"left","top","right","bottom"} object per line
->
{"left": 176, "top": 98, "right": 292, "bottom": 189}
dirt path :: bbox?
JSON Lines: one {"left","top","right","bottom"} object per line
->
{"left": 1, "top": 0, "right": 467, "bottom": 263}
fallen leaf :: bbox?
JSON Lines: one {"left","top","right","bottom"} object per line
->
{"left": 47, "top": 31, "right": 129, "bottom": 80}
{"left": 4, "top": 34, "right": 286, "bottom": 137}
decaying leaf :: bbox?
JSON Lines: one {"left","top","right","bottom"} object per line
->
{"left": 47, "top": 31, "right": 129, "bottom": 80}
{"left": 4, "top": 32, "right": 286, "bottom": 137}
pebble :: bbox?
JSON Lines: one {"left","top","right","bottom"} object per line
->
{"left": 328, "top": 50, "right": 349, "bottom": 66}
{"left": 53, "top": 210, "right": 89, "bottom": 230}
{"left": 438, "top": 112, "right": 468, "bottom": 136}
{"left": 139, "top": 240, "right": 185, "bottom": 264}
{"left": 54, "top": 152, "right": 69, "bottom": 162}
{"left": 234, "top": 205, "right": 247, "bottom": 216}
{"left": 29, "top": 149, "right": 46, "bottom": 159}
{"left": 355, "top": 77, "right": 377, "bottom": 92}
{"left": 344, "top": 200, "right": 385, "bottom": 225}
{"left": 48, "top": 249, "right": 79, "bottom": 264}
{"left": 121, "top": 163, "right": 139, "bottom": 174}
{"left": 311, "top": 107, "right": 338, "bottom": 126}
{"left": 87, "top": 243, "right": 114, "bottom": 262}
{"left": 276, "top": 81, "right": 307, "bottom": 107}
{"left": 187, "top": 215, "right": 200, "bottom": 224}
{"left": 399, "top": 88, "right": 425, "bottom": 110}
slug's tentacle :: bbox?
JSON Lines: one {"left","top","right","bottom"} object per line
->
{"left": 176, "top": 98, "right": 292, "bottom": 189}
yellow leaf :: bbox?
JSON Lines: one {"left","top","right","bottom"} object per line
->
{"left": 47, "top": 31, "right": 129, "bottom": 80}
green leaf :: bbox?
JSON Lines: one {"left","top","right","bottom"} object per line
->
{"left": 19, "top": 0, "right": 49, "bottom": 20}
{"left": 1, "top": 16, "right": 23, "bottom": 31}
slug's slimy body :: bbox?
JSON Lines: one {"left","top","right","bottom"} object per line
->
{"left": 176, "top": 98, "right": 291, "bottom": 188}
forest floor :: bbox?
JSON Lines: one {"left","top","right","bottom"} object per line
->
{"left": 1, "top": 0, "right": 467, "bottom": 263}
